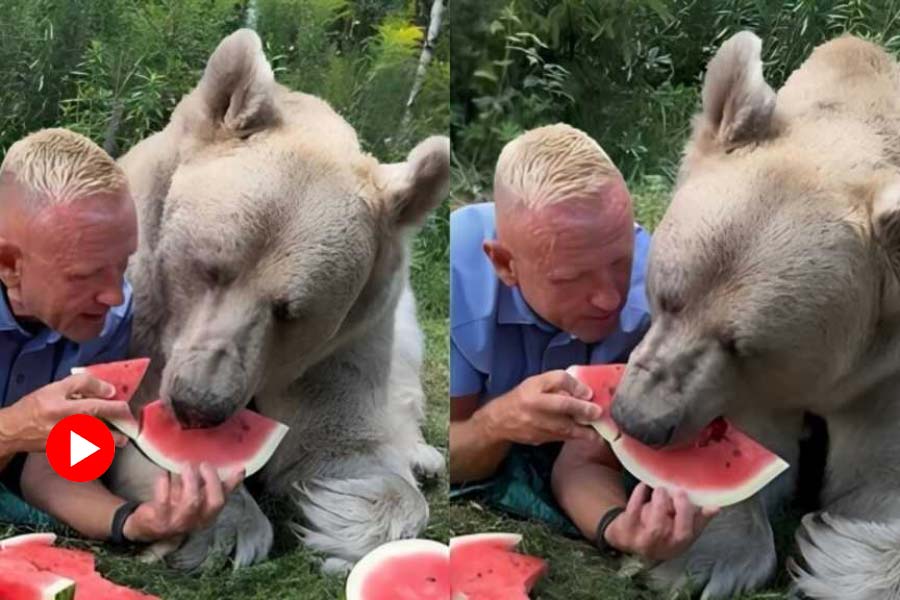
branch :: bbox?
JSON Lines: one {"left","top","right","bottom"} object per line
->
{"left": 403, "top": 0, "right": 445, "bottom": 121}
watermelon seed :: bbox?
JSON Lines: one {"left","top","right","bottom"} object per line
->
{"left": 725, "top": 461, "right": 731, "bottom": 468}
{"left": 122, "top": 384, "right": 129, "bottom": 393}
{"left": 732, "top": 449, "right": 742, "bottom": 458}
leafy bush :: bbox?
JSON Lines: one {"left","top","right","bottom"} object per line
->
{"left": 452, "top": 0, "right": 900, "bottom": 206}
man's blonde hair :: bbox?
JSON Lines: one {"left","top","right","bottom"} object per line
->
{"left": 0, "top": 128, "right": 127, "bottom": 208}
{"left": 494, "top": 123, "right": 620, "bottom": 210}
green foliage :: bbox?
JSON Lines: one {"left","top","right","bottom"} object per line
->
{"left": 0, "top": 0, "right": 448, "bottom": 317}
{"left": 452, "top": 0, "right": 900, "bottom": 206}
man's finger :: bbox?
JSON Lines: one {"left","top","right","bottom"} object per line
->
{"left": 223, "top": 469, "right": 245, "bottom": 496}
{"left": 199, "top": 463, "right": 225, "bottom": 520}
{"left": 620, "top": 482, "right": 650, "bottom": 529}
{"left": 172, "top": 466, "right": 200, "bottom": 524}
{"left": 62, "top": 373, "right": 116, "bottom": 399}
{"left": 74, "top": 399, "right": 133, "bottom": 423}
{"left": 154, "top": 472, "right": 171, "bottom": 507}
{"left": 542, "top": 370, "right": 593, "bottom": 400}
{"left": 647, "top": 487, "right": 672, "bottom": 530}
{"left": 696, "top": 504, "right": 721, "bottom": 530}
{"left": 112, "top": 432, "right": 129, "bottom": 448}
{"left": 543, "top": 394, "right": 602, "bottom": 423}
{"left": 671, "top": 489, "right": 698, "bottom": 542}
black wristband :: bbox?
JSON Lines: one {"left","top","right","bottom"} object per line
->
{"left": 109, "top": 500, "right": 141, "bottom": 546}
{"left": 594, "top": 506, "right": 626, "bottom": 555}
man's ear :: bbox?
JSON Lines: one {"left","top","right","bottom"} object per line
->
{"left": 483, "top": 240, "right": 518, "bottom": 287}
{"left": 0, "top": 239, "right": 22, "bottom": 288}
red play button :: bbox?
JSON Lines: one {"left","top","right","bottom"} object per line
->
{"left": 46, "top": 414, "right": 116, "bottom": 482}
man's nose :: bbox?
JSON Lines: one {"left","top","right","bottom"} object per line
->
{"left": 96, "top": 275, "right": 125, "bottom": 307}
{"left": 589, "top": 286, "right": 621, "bottom": 312}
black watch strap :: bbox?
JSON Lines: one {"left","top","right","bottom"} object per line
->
{"left": 110, "top": 500, "right": 141, "bottom": 546}
{"left": 594, "top": 506, "right": 626, "bottom": 555}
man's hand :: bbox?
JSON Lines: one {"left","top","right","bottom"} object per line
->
{"left": 478, "top": 370, "right": 602, "bottom": 445}
{"left": 604, "top": 483, "right": 720, "bottom": 561}
{"left": 122, "top": 463, "right": 245, "bottom": 543}
{"left": 0, "top": 373, "right": 133, "bottom": 453}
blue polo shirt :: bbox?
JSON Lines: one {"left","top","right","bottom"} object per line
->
{"left": 451, "top": 202, "right": 651, "bottom": 401}
{"left": 0, "top": 282, "right": 133, "bottom": 407}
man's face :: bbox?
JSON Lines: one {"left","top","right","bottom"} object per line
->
{"left": 491, "top": 180, "right": 635, "bottom": 343}
{"left": 2, "top": 187, "right": 138, "bottom": 342}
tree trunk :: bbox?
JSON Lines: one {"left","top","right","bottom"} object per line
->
{"left": 403, "top": 0, "right": 445, "bottom": 123}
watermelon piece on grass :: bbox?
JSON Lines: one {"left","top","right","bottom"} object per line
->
{"left": 346, "top": 535, "right": 547, "bottom": 600}
{"left": 70, "top": 358, "right": 149, "bottom": 438}
{"left": 0, "top": 569, "right": 75, "bottom": 600}
{"left": 450, "top": 533, "right": 547, "bottom": 599}
{"left": 130, "top": 399, "right": 289, "bottom": 478}
{"left": 568, "top": 364, "right": 789, "bottom": 507}
{"left": 345, "top": 539, "right": 450, "bottom": 600}
{"left": 0, "top": 534, "right": 159, "bottom": 600}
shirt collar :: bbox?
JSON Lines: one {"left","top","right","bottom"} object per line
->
{"left": 497, "top": 284, "right": 560, "bottom": 333}
{"left": 0, "top": 284, "right": 58, "bottom": 341}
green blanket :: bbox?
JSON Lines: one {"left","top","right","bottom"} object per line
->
{"left": 0, "top": 483, "right": 57, "bottom": 528}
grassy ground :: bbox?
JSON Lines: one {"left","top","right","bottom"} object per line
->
{"left": 445, "top": 176, "right": 797, "bottom": 599}
{"left": 1, "top": 226, "right": 451, "bottom": 599}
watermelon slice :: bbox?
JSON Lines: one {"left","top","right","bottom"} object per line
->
{"left": 128, "top": 399, "right": 289, "bottom": 478}
{"left": 0, "top": 569, "right": 75, "bottom": 600}
{"left": 346, "top": 534, "right": 547, "bottom": 600}
{"left": 0, "top": 534, "right": 159, "bottom": 600}
{"left": 70, "top": 358, "right": 149, "bottom": 438}
{"left": 450, "top": 533, "right": 547, "bottom": 599}
{"left": 345, "top": 539, "right": 450, "bottom": 600}
{"left": 568, "top": 364, "right": 789, "bottom": 507}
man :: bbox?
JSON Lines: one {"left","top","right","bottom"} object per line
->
{"left": 449, "top": 124, "right": 717, "bottom": 559}
{"left": 0, "top": 129, "right": 241, "bottom": 544}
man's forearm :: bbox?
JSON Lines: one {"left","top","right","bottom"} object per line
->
{"left": 0, "top": 406, "right": 22, "bottom": 461}
{"left": 21, "top": 453, "right": 124, "bottom": 540}
{"left": 552, "top": 447, "right": 627, "bottom": 541}
{"left": 449, "top": 409, "right": 512, "bottom": 484}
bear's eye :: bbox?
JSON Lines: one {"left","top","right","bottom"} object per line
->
{"left": 272, "top": 301, "right": 293, "bottom": 322}
{"left": 658, "top": 293, "right": 682, "bottom": 315}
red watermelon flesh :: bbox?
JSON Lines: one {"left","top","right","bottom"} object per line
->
{"left": 0, "top": 534, "right": 159, "bottom": 600}
{"left": 450, "top": 534, "right": 547, "bottom": 599}
{"left": 345, "top": 539, "right": 450, "bottom": 600}
{"left": 0, "top": 544, "right": 95, "bottom": 576}
{"left": 68, "top": 574, "right": 158, "bottom": 600}
{"left": 132, "top": 399, "right": 289, "bottom": 478}
{"left": 70, "top": 358, "right": 149, "bottom": 439}
{"left": 0, "top": 567, "right": 75, "bottom": 600}
{"left": 568, "top": 364, "right": 789, "bottom": 507}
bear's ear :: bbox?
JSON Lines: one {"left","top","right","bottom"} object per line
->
{"left": 873, "top": 179, "right": 900, "bottom": 277}
{"left": 697, "top": 31, "right": 776, "bottom": 150}
{"left": 194, "top": 29, "right": 278, "bottom": 134}
{"left": 378, "top": 136, "right": 450, "bottom": 227}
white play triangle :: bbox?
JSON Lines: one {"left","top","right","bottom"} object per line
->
{"left": 70, "top": 430, "right": 100, "bottom": 467}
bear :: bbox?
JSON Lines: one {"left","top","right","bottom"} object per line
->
{"left": 104, "top": 28, "right": 449, "bottom": 573}
{"left": 611, "top": 31, "right": 900, "bottom": 599}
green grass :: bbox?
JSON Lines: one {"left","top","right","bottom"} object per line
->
{"left": 1, "top": 243, "right": 450, "bottom": 599}
{"left": 445, "top": 175, "right": 797, "bottom": 599}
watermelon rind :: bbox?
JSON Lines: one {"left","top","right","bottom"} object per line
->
{"left": 133, "top": 416, "right": 290, "bottom": 479}
{"left": 609, "top": 437, "right": 789, "bottom": 507}
{"left": 0, "top": 532, "right": 57, "bottom": 549}
{"left": 345, "top": 538, "right": 449, "bottom": 600}
{"left": 449, "top": 532, "right": 522, "bottom": 552}
{"left": 70, "top": 365, "right": 141, "bottom": 439}
{"left": 42, "top": 576, "right": 77, "bottom": 600}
